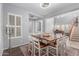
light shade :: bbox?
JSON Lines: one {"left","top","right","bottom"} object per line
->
{"left": 40, "top": 3, "right": 51, "bottom": 9}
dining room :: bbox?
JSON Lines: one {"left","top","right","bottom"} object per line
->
{"left": 1, "top": 3, "right": 79, "bottom": 56}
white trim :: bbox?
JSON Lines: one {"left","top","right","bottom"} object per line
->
{"left": 0, "top": 4, "right": 3, "bottom": 56}
{"left": 10, "top": 36, "right": 22, "bottom": 39}
{"left": 8, "top": 13, "right": 22, "bottom": 18}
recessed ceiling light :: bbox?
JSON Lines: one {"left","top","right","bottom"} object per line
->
{"left": 40, "top": 3, "right": 51, "bottom": 9}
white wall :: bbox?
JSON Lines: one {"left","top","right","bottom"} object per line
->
{"left": 45, "top": 9, "right": 79, "bottom": 34}
{"left": 45, "top": 17, "right": 54, "bottom": 33}
{"left": 3, "top": 4, "right": 42, "bottom": 49}
{"left": 0, "top": 3, "right": 3, "bottom": 56}
{"left": 55, "top": 9, "right": 79, "bottom": 25}
{"left": 53, "top": 9, "right": 79, "bottom": 33}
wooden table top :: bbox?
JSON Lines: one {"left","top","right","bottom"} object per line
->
{"left": 31, "top": 33, "right": 54, "bottom": 42}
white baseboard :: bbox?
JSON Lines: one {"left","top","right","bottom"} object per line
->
{"left": 4, "top": 41, "right": 30, "bottom": 50}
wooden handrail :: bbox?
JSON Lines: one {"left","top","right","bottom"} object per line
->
{"left": 69, "top": 23, "right": 75, "bottom": 37}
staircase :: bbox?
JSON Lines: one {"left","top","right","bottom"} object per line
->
{"left": 69, "top": 17, "right": 79, "bottom": 49}
{"left": 70, "top": 25, "right": 79, "bottom": 42}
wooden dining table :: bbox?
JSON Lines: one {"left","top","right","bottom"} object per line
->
{"left": 31, "top": 33, "right": 57, "bottom": 46}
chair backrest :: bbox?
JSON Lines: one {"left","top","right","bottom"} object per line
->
{"left": 56, "top": 33, "right": 62, "bottom": 38}
{"left": 57, "top": 36, "right": 69, "bottom": 56}
{"left": 32, "top": 37, "right": 40, "bottom": 48}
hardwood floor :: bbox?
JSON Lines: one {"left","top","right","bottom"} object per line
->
{"left": 2, "top": 47, "right": 24, "bottom": 56}
{"left": 2, "top": 43, "right": 79, "bottom": 56}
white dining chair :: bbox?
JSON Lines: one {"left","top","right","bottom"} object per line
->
{"left": 48, "top": 36, "right": 69, "bottom": 56}
{"left": 32, "top": 37, "right": 49, "bottom": 56}
{"left": 48, "top": 39, "right": 58, "bottom": 56}
{"left": 27, "top": 35, "right": 34, "bottom": 56}
{"left": 57, "top": 36, "right": 69, "bottom": 56}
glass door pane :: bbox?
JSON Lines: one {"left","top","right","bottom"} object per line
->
{"left": 8, "top": 27, "right": 15, "bottom": 37}
{"left": 16, "top": 27, "right": 21, "bottom": 36}
{"left": 16, "top": 16, "right": 21, "bottom": 26}
{"left": 9, "top": 15, "right": 15, "bottom": 25}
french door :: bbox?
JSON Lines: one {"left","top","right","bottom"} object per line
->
{"left": 6, "top": 13, "right": 22, "bottom": 48}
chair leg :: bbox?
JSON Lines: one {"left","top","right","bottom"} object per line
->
{"left": 31, "top": 43, "right": 34, "bottom": 56}
{"left": 39, "top": 49, "right": 40, "bottom": 56}
{"left": 56, "top": 48, "right": 58, "bottom": 56}
{"left": 47, "top": 47, "right": 49, "bottom": 56}
{"left": 34, "top": 47, "right": 35, "bottom": 56}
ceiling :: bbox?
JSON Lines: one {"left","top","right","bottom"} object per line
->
{"left": 9, "top": 3, "right": 79, "bottom": 18}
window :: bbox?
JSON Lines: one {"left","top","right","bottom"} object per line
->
{"left": 35, "top": 20, "right": 43, "bottom": 33}
{"left": 7, "top": 13, "right": 22, "bottom": 39}
{"left": 29, "top": 14, "right": 43, "bottom": 34}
